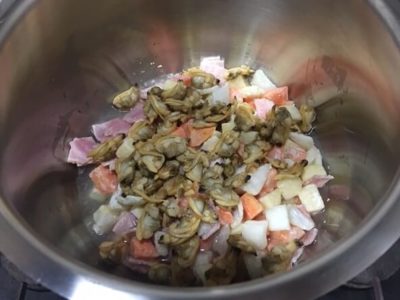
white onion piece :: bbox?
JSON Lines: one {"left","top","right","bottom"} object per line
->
{"left": 242, "top": 164, "right": 271, "bottom": 195}
{"left": 193, "top": 251, "right": 213, "bottom": 284}
{"left": 231, "top": 201, "right": 244, "bottom": 229}
{"left": 301, "top": 228, "right": 318, "bottom": 246}
{"left": 92, "top": 205, "right": 119, "bottom": 235}
{"left": 304, "top": 175, "right": 334, "bottom": 188}
{"left": 277, "top": 178, "right": 302, "bottom": 200}
{"left": 243, "top": 254, "right": 264, "bottom": 279}
{"left": 199, "top": 56, "right": 227, "bottom": 82}
{"left": 289, "top": 132, "right": 314, "bottom": 150}
{"left": 298, "top": 184, "right": 325, "bottom": 212}
{"left": 241, "top": 220, "right": 268, "bottom": 250}
{"left": 251, "top": 69, "right": 276, "bottom": 91}
{"left": 112, "top": 211, "right": 136, "bottom": 236}
{"left": 265, "top": 205, "right": 290, "bottom": 231}
{"left": 154, "top": 231, "right": 169, "bottom": 256}
{"left": 116, "top": 137, "right": 134, "bottom": 159}
{"left": 302, "top": 164, "right": 327, "bottom": 182}
{"left": 287, "top": 205, "right": 315, "bottom": 231}
{"left": 284, "top": 103, "right": 302, "bottom": 121}
{"left": 212, "top": 225, "right": 230, "bottom": 256}
{"left": 210, "top": 83, "right": 230, "bottom": 106}
{"left": 260, "top": 189, "right": 282, "bottom": 209}
{"left": 198, "top": 222, "right": 221, "bottom": 240}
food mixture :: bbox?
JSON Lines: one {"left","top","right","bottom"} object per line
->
{"left": 67, "top": 56, "right": 333, "bottom": 286}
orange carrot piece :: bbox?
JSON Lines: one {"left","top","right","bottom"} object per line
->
{"left": 263, "top": 86, "right": 288, "bottom": 106}
{"left": 89, "top": 165, "right": 117, "bottom": 195}
{"left": 259, "top": 168, "right": 278, "bottom": 197}
{"left": 130, "top": 238, "right": 159, "bottom": 259}
{"left": 240, "top": 193, "right": 264, "bottom": 220}
{"left": 171, "top": 122, "right": 191, "bottom": 138}
{"left": 218, "top": 208, "right": 233, "bottom": 225}
{"left": 189, "top": 126, "right": 215, "bottom": 147}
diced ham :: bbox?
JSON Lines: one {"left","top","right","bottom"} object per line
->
{"left": 123, "top": 101, "right": 145, "bottom": 123}
{"left": 301, "top": 228, "right": 318, "bottom": 246}
{"left": 259, "top": 168, "right": 278, "bottom": 196}
{"left": 199, "top": 56, "right": 227, "bottom": 83}
{"left": 283, "top": 140, "right": 307, "bottom": 162}
{"left": 92, "top": 118, "right": 131, "bottom": 142}
{"left": 303, "top": 175, "right": 334, "bottom": 188}
{"left": 89, "top": 165, "right": 118, "bottom": 195}
{"left": 254, "top": 98, "right": 274, "bottom": 120}
{"left": 112, "top": 211, "right": 136, "bottom": 236}
{"left": 67, "top": 137, "right": 97, "bottom": 166}
{"left": 267, "top": 146, "right": 284, "bottom": 161}
{"left": 263, "top": 86, "right": 289, "bottom": 106}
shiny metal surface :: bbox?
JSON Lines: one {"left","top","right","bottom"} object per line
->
{"left": 0, "top": 0, "right": 400, "bottom": 299}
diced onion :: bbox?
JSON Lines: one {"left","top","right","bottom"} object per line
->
{"left": 289, "top": 132, "right": 314, "bottom": 150}
{"left": 260, "top": 189, "right": 282, "bottom": 209}
{"left": 277, "top": 178, "right": 302, "bottom": 200}
{"left": 287, "top": 205, "right": 315, "bottom": 230}
{"left": 241, "top": 220, "right": 268, "bottom": 250}
{"left": 242, "top": 164, "right": 271, "bottom": 195}
{"left": 251, "top": 69, "right": 276, "bottom": 91}
{"left": 92, "top": 205, "right": 119, "bottom": 235}
{"left": 302, "top": 164, "right": 327, "bottom": 182}
{"left": 265, "top": 205, "right": 290, "bottom": 231}
{"left": 298, "top": 184, "right": 325, "bottom": 212}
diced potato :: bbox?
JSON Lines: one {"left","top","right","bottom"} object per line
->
{"left": 277, "top": 178, "right": 302, "bottom": 200}
{"left": 265, "top": 205, "right": 290, "bottom": 231}
{"left": 298, "top": 184, "right": 325, "bottom": 212}
{"left": 260, "top": 189, "right": 282, "bottom": 209}
{"left": 302, "top": 164, "right": 327, "bottom": 182}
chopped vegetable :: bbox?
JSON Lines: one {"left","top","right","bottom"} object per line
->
{"left": 265, "top": 205, "right": 290, "bottom": 231}
{"left": 189, "top": 126, "right": 216, "bottom": 147}
{"left": 298, "top": 184, "right": 325, "bottom": 212}
{"left": 89, "top": 165, "right": 118, "bottom": 195}
{"left": 251, "top": 69, "right": 276, "bottom": 91}
{"left": 241, "top": 220, "right": 269, "bottom": 250}
{"left": 92, "top": 118, "right": 131, "bottom": 142}
{"left": 130, "top": 238, "right": 159, "bottom": 259}
{"left": 276, "top": 178, "right": 302, "bottom": 200}
{"left": 263, "top": 86, "right": 288, "bottom": 106}
{"left": 302, "top": 164, "right": 327, "bottom": 182}
{"left": 241, "top": 193, "right": 264, "bottom": 220}
{"left": 242, "top": 164, "right": 271, "bottom": 195}
{"left": 260, "top": 189, "right": 282, "bottom": 209}
{"left": 218, "top": 208, "right": 233, "bottom": 225}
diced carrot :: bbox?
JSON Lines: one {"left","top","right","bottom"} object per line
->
{"left": 268, "top": 226, "right": 305, "bottom": 250}
{"left": 171, "top": 122, "right": 191, "bottom": 138}
{"left": 130, "top": 238, "right": 159, "bottom": 259}
{"left": 180, "top": 75, "right": 192, "bottom": 87}
{"left": 240, "top": 193, "right": 264, "bottom": 220}
{"left": 244, "top": 98, "right": 256, "bottom": 109}
{"left": 259, "top": 168, "right": 278, "bottom": 196}
{"left": 218, "top": 208, "right": 233, "bottom": 225}
{"left": 254, "top": 213, "right": 267, "bottom": 221}
{"left": 263, "top": 86, "right": 288, "bottom": 106}
{"left": 189, "top": 126, "right": 215, "bottom": 147}
{"left": 283, "top": 140, "right": 307, "bottom": 162}
{"left": 89, "top": 165, "right": 117, "bottom": 195}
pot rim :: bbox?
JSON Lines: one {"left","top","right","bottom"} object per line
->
{"left": 1, "top": 0, "right": 400, "bottom": 299}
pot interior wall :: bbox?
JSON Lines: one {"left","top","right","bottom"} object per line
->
{"left": 0, "top": 0, "right": 400, "bottom": 283}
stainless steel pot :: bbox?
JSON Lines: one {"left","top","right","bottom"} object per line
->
{"left": 1, "top": 0, "right": 400, "bottom": 299}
